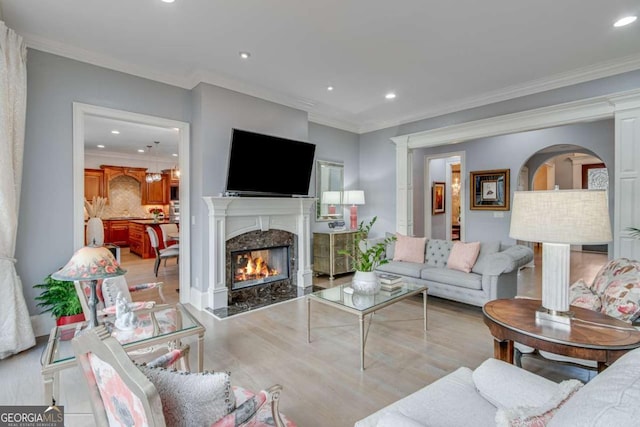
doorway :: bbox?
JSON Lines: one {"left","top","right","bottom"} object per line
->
{"left": 424, "top": 152, "right": 465, "bottom": 240}
{"left": 72, "top": 103, "right": 191, "bottom": 304}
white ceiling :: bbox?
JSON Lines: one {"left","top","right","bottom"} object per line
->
{"left": 2, "top": 0, "right": 640, "bottom": 133}
{"left": 84, "top": 115, "right": 179, "bottom": 160}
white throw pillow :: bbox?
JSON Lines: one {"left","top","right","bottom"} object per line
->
{"left": 472, "top": 358, "right": 559, "bottom": 409}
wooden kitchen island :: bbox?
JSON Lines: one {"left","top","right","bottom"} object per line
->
{"left": 129, "top": 220, "right": 179, "bottom": 259}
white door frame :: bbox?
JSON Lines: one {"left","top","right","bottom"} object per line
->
{"left": 72, "top": 103, "right": 191, "bottom": 304}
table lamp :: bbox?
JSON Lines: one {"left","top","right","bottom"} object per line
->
{"left": 509, "top": 189, "right": 612, "bottom": 325}
{"left": 322, "top": 191, "right": 342, "bottom": 216}
{"left": 343, "top": 190, "right": 365, "bottom": 230}
{"left": 52, "top": 245, "right": 126, "bottom": 329}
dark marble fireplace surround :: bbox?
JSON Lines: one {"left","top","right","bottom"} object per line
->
{"left": 225, "top": 229, "right": 299, "bottom": 309}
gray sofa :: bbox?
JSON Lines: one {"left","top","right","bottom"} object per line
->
{"left": 372, "top": 238, "right": 533, "bottom": 307}
{"left": 355, "top": 345, "right": 640, "bottom": 427}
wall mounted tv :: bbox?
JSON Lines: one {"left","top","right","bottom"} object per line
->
{"left": 225, "top": 128, "right": 316, "bottom": 197}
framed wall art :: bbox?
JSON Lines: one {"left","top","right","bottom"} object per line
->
{"left": 432, "top": 182, "right": 445, "bottom": 214}
{"left": 470, "top": 169, "right": 510, "bottom": 210}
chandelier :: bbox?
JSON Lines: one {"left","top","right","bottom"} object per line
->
{"left": 145, "top": 141, "right": 162, "bottom": 183}
{"left": 452, "top": 177, "right": 461, "bottom": 195}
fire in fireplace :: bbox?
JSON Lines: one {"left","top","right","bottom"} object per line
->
{"left": 231, "top": 245, "right": 290, "bottom": 290}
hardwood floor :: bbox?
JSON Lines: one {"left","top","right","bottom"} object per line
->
{"left": 0, "top": 248, "right": 607, "bottom": 427}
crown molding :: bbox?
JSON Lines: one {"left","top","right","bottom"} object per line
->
{"left": 23, "top": 32, "right": 640, "bottom": 135}
{"left": 23, "top": 32, "right": 194, "bottom": 89}
{"left": 359, "top": 53, "right": 640, "bottom": 134}
{"left": 308, "top": 113, "right": 360, "bottom": 134}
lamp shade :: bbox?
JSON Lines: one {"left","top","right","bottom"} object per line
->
{"left": 343, "top": 190, "right": 365, "bottom": 205}
{"left": 322, "top": 191, "right": 342, "bottom": 205}
{"left": 510, "top": 189, "right": 612, "bottom": 244}
{"left": 51, "top": 245, "right": 127, "bottom": 281}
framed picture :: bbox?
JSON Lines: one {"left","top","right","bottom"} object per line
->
{"left": 432, "top": 182, "right": 445, "bottom": 214}
{"left": 470, "top": 169, "right": 510, "bottom": 210}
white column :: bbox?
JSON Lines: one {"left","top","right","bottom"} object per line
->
{"left": 612, "top": 101, "right": 640, "bottom": 260}
{"left": 203, "top": 197, "right": 232, "bottom": 310}
{"left": 297, "top": 199, "right": 314, "bottom": 288}
{"left": 393, "top": 136, "right": 411, "bottom": 235}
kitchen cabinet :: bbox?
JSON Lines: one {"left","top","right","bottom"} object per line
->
{"left": 129, "top": 222, "right": 155, "bottom": 258}
{"left": 313, "top": 231, "right": 357, "bottom": 279}
{"left": 107, "top": 220, "right": 130, "bottom": 247}
{"left": 142, "top": 173, "right": 169, "bottom": 205}
{"left": 84, "top": 169, "right": 105, "bottom": 201}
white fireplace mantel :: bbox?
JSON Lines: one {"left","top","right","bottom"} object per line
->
{"left": 203, "top": 196, "right": 315, "bottom": 310}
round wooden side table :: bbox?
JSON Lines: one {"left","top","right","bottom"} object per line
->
{"left": 483, "top": 298, "right": 640, "bottom": 372}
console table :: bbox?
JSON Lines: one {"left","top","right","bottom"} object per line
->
{"left": 483, "top": 298, "right": 640, "bottom": 372}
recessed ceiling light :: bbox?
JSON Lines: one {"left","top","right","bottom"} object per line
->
{"left": 138, "top": 149, "right": 145, "bottom": 153}
{"left": 97, "top": 144, "right": 105, "bottom": 148}
{"left": 239, "top": 51, "right": 251, "bottom": 59}
{"left": 173, "top": 127, "right": 180, "bottom": 131}
{"left": 161, "top": 0, "right": 175, "bottom": 3}
{"left": 385, "top": 92, "right": 397, "bottom": 100}
{"left": 111, "top": 130, "right": 120, "bottom": 134}
{"left": 614, "top": 16, "right": 637, "bottom": 27}
{"left": 327, "top": 86, "right": 334, "bottom": 91}
{"left": 172, "top": 153, "right": 178, "bottom": 157}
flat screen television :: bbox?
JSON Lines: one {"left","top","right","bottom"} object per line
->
{"left": 225, "top": 128, "right": 316, "bottom": 197}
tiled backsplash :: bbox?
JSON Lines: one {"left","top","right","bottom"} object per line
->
{"left": 99, "top": 175, "right": 163, "bottom": 218}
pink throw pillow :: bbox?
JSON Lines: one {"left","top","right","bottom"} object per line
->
{"left": 392, "top": 234, "right": 427, "bottom": 263}
{"left": 447, "top": 241, "right": 481, "bottom": 273}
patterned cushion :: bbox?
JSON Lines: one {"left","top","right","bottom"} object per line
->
{"left": 213, "top": 386, "right": 297, "bottom": 427}
{"left": 447, "top": 241, "right": 481, "bottom": 273}
{"left": 89, "top": 353, "right": 149, "bottom": 426}
{"left": 137, "top": 365, "right": 235, "bottom": 426}
{"left": 587, "top": 258, "right": 640, "bottom": 322}
{"left": 569, "top": 279, "right": 602, "bottom": 312}
{"left": 425, "top": 239, "right": 454, "bottom": 268}
{"left": 393, "top": 234, "right": 427, "bottom": 263}
{"left": 495, "top": 379, "right": 582, "bottom": 427}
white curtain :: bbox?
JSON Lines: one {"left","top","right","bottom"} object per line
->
{"left": 0, "top": 21, "right": 35, "bottom": 359}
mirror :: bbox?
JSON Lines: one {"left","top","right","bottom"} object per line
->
{"left": 316, "top": 160, "right": 344, "bottom": 221}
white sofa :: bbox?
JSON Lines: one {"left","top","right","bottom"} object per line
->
{"left": 373, "top": 239, "right": 533, "bottom": 307}
{"left": 355, "top": 346, "right": 640, "bottom": 426}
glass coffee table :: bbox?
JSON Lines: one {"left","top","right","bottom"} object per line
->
{"left": 41, "top": 303, "right": 205, "bottom": 405}
{"left": 307, "top": 283, "right": 428, "bottom": 370}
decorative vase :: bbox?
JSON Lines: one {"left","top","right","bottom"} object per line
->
{"left": 351, "top": 271, "right": 381, "bottom": 295}
{"left": 351, "top": 293, "right": 375, "bottom": 309}
{"left": 86, "top": 217, "right": 104, "bottom": 246}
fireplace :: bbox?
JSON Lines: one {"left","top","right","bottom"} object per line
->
{"left": 231, "top": 245, "right": 290, "bottom": 290}
{"left": 203, "top": 196, "right": 315, "bottom": 311}
{"left": 225, "top": 229, "right": 296, "bottom": 305}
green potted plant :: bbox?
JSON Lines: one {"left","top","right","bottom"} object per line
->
{"left": 34, "top": 274, "right": 85, "bottom": 326}
{"left": 339, "top": 216, "right": 396, "bottom": 294}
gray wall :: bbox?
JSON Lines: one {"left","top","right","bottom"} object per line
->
{"left": 412, "top": 120, "right": 614, "bottom": 243}
{"left": 20, "top": 49, "right": 191, "bottom": 314}
{"left": 309, "top": 122, "right": 360, "bottom": 233}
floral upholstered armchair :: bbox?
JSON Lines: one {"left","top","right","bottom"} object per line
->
{"left": 515, "top": 257, "right": 640, "bottom": 369}
{"left": 72, "top": 326, "right": 296, "bottom": 427}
